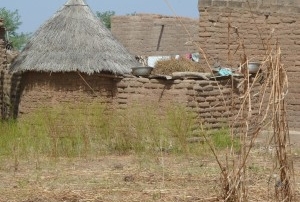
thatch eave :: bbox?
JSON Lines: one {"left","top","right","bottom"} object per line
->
{"left": 16, "top": 69, "right": 127, "bottom": 77}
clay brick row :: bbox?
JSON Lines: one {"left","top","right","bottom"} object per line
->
{"left": 113, "top": 77, "right": 256, "bottom": 128}
{"left": 3, "top": 73, "right": 257, "bottom": 129}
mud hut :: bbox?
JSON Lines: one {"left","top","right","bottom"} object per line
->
{"left": 10, "top": 0, "right": 139, "bottom": 117}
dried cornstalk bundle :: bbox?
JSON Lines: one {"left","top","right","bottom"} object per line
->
{"left": 200, "top": 45, "right": 294, "bottom": 201}
{"left": 262, "top": 47, "right": 294, "bottom": 202}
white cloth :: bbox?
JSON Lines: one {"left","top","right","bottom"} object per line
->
{"left": 147, "top": 56, "right": 171, "bottom": 67}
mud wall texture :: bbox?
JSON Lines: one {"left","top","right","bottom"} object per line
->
{"left": 16, "top": 72, "right": 119, "bottom": 117}
{"left": 15, "top": 72, "right": 260, "bottom": 129}
{"left": 111, "top": 14, "right": 199, "bottom": 56}
{"left": 198, "top": 0, "right": 300, "bottom": 129}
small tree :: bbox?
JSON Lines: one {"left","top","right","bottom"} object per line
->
{"left": 96, "top": 10, "right": 115, "bottom": 29}
{"left": 0, "top": 7, "right": 30, "bottom": 50}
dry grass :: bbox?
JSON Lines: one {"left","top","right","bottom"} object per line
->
{"left": 153, "top": 57, "right": 205, "bottom": 75}
{"left": 0, "top": 146, "right": 299, "bottom": 202}
{"left": 2, "top": 102, "right": 297, "bottom": 201}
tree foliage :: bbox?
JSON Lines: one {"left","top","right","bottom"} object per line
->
{"left": 96, "top": 10, "right": 115, "bottom": 29}
{"left": 0, "top": 7, "right": 30, "bottom": 50}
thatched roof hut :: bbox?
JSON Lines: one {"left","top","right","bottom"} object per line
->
{"left": 10, "top": 0, "right": 139, "bottom": 75}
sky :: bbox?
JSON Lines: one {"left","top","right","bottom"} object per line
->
{"left": 0, "top": 0, "right": 199, "bottom": 34}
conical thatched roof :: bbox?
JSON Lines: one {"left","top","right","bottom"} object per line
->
{"left": 11, "top": 0, "right": 139, "bottom": 75}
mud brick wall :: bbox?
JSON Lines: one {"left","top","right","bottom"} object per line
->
{"left": 115, "top": 76, "right": 259, "bottom": 129}
{"left": 16, "top": 72, "right": 260, "bottom": 129}
{"left": 111, "top": 14, "right": 199, "bottom": 56}
{"left": 15, "top": 72, "right": 119, "bottom": 116}
{"left": 198, "top": 0, "right": 300, "bottom": 129}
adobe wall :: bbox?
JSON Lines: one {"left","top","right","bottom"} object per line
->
{"left": 16, "top": 72, "right": 119, "bottom": 116}
{"left": 115, "top": 76, "right": 260, "bottom": 129}
{"left": 111, "top": 14, "right": 199, "bottom": 56}
{"left": 198, "top": 0, "right": 300, "bottom": 129}
{"left": 16, "top": 72, "right": 260, "bottom": 129}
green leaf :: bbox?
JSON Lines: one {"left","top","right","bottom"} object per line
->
{"left": 96, "top": 10, "right": 115, "bottom": 29}
{"left": 0, "top": 7, "right": 30, "bottom": 50}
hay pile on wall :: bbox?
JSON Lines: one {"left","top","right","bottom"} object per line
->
{"left": 152, "top": 58, "right": 205, "bottom": 75}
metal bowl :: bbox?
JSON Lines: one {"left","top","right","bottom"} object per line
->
{"left": 248, "top": 62, "right": 261, "bottom": 73}
{"left": 131, "top": 66, "right": 153, "bottom": 76}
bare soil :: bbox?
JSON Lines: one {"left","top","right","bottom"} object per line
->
{"left": 0, "top": 140, "right": 299, "bottom": 202}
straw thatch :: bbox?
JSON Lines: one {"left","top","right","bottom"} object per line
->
{"left": 10, "top": 0, "right": 139, "bottom": 75}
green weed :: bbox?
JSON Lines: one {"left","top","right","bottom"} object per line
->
{"left": 210, "top": 128, "right": 240, "bottom": 150}
{"left": 0, "top": 103, "right": 237, "bottom": 161}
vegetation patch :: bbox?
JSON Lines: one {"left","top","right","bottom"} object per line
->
{"left": 0, "top": 103, "right": 236, "bottom": 161}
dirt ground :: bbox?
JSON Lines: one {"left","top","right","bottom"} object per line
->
{"left": 0, "top": 138, "right": 299, "bottom": 202}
